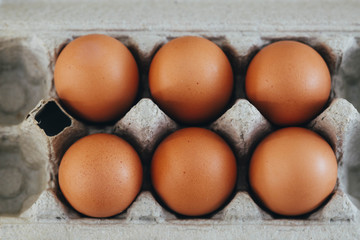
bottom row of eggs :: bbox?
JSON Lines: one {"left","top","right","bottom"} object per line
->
{"left": 58, "top": 127, "right": 337, "bottom": 218}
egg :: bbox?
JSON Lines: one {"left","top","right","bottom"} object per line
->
{"left": 151, "top": 127, "right": 237, "bottom": 216}
{"left": 245, "top": 40, "right": 331, "bottom": 126}
{"left": 249, "top": 127, "right": 337, "bottom": 216}
{"left": 149, "top": 36, "right": 233, "bottom": 124}
{"left": 54, "top": 34, "right": 139, "bottom": 123}
{"left": 58, "top": 133, "right": 143, "bottom": 218}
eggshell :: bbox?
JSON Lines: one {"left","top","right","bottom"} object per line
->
{"left": 249, "top": 127, "right": 337, "bottom": 216}
{"left": 151, "top": 127, "right": 237, "bottom": 216}
{"left": 245, "top": 40, "right": 331, "bottom": 126}
{"left": 149, "top": 36, "right": 233, "bottom": 124}
{"left": 58, "top": 133, "right": 143, "bottom": 218}
{"left": 54, "top": 34, "right": 139, "bottom": 123}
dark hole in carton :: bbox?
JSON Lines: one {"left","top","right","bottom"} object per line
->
{"left": 35, "top": 101, "right": 71, "bottom": 137}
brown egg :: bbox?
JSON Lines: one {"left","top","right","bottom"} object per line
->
{"left": 151, "top": 127, "right": 237, "bottom": 216}
{"left": 245, "top": 40, "right": 331, "bottom": 126}
{"left": 149, "top": 36, "right": 233, "bottom": 124}
{"left": 54, "top": 34, "right": 139, "bottom": 123}
{"left": 249, "top": 127, "right": 337, "bottom": 216}
{"left": 58, "top": 133, "right": 143, "bottom": 218}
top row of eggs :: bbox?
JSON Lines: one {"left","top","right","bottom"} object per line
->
{"left": 54, "top": 34, "right": 331, "bottom": 126}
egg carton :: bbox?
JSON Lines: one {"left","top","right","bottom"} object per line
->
{"left": 1, "top": 0, "right": 360, "bottom": 239}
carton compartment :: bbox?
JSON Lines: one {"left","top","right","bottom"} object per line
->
{"left": 342, "top": 113, "right": 360, "bottom": 209}
{"left": 338, "top": 38, "right": 360, "bottom": 111}
{"left": 0, "top": 37, "right": 50, "bottom": 126}
{"left": 0, "top": 144, "right": 45, "bottom": 215}
{"left": 330, "top": 38, "right": 360, "bottom": 209}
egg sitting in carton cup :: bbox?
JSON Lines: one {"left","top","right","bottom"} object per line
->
{"left": 1, "top": 32, "right": 360, "bottom": 238}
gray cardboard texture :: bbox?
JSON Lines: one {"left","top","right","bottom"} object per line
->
{"left": 1, "top": 1, "right": 360, "bottom": 239}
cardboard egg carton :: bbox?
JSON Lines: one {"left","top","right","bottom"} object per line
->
{"left": 1, "top": 0, "right": 360, "bottom": 239}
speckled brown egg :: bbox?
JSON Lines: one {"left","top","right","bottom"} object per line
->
{"left": 58, "top": 133, "right": 143, "bottom": 218}
{"left": 54, "top": 34, "right": 139, "bottom": 123}
{"left": 149, "top": 36, "right": 233, "bottom": 124}
{"left": 151, "top": 127, "right": 237, "bottom": 216}
{"left": 245, "top": 40, "right": 331, "bottom": 126}
{"left": 249, "top": 127, "right": 337, "bottom": 216}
